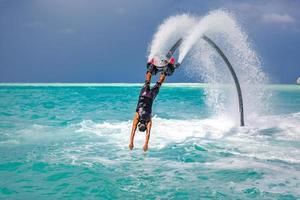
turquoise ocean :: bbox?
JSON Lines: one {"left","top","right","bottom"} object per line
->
{"left": 0, "top": 83, "right": 299, "bottom": 199}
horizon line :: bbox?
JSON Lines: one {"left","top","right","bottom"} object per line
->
{"left": 0, "top": 82, "right": 299, "bottom": 88}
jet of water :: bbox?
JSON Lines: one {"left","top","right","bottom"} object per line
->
{"left": 148, "top": 9, "right": 269, "bottom": 125}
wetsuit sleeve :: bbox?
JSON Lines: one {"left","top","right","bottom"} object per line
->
{"left": 150, "top": 81, "right": 162, "bottom": 100}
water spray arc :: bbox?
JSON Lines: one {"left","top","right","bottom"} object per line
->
{"left": 201, "top": 35, "right": 245, "bottom": 126}
{"left": 149, "top": 11, "right": 268, "bottom": 126}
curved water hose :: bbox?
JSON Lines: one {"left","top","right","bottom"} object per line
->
{"left": 166, "top": 38, "right": 183, "bottom": 59}
{"left": 202, "top": 35, "right": 245, "bottom": 126}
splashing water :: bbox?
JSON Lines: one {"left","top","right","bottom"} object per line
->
{"left": 148, "top": 10, "right": 269, "bottom": 125}
{"left": 148, "top": 14, "right": 197, "bottom": 61}
{"left": 1, "top": 84, "right": 299, "bottom": 199}
{"left": 2, "top": 10, "right": 299, "bottom": 200}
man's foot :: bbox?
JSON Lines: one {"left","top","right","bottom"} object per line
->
{"left": 163, "top": 64, "right": 175, "bottom": 76}
{"left": 147, "top": 62, "right": 158, "bottom": 75}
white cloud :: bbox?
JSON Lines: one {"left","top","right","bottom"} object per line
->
{"left": 224, "top": 1, "right": 299, "bottom": 29}
{"left": 262, "top": 13, "right": 295, "bottom": 24}
{"left": 22, "top": 21, "right": 44, "bottom": 28}
{"left": 58, "top": 28, "right": 76, "bottom": 34}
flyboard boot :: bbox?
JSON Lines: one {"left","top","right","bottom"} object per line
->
{"left": 147, "top": 38, "right": 183, "bottom": 75}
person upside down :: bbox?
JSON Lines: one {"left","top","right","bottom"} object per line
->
{"left": 129, "top": 57, "right": 179, "bottom": 152}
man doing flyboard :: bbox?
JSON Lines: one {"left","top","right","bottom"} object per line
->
{"left": 129, "top": 38, "right": 182, "bottom": 152}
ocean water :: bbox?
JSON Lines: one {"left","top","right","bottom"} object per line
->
{"left": 0, "top": 83, "right": 299, "bottom": 199}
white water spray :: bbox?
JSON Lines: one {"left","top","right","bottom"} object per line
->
{"left": 148, "top": 14, "right": 197, "bottom": 61}
{"left": 148, "top": 10, "right": 269, "bottom": 124}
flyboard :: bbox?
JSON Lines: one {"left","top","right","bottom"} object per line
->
{"left": 149, "top": 38, "right": 183, "bottom": 72}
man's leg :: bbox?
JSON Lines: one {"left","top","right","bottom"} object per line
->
{"left": 150, "top": 73, "right": 166, "bottom": 99}
{"left": 145, "top": 71, "right": 152, "bottom": 83}
{"left": 157, "top": 73, "right": 166, "bottom": 85}
{"left": 138, "top": 71, "right": 152, "bottom": 97}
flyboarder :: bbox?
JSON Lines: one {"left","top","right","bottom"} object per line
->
{"left": 129, "top": 57, "right": 179, "bottom": 152}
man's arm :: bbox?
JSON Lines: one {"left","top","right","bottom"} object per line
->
{"left": 143, "top": 120, "right": 152, "bottom": 152}
{"left": 129, "top": 112, "right": 139, "bottom": 150}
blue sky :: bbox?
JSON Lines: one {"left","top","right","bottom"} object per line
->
{"left": 0, "top": 0, "right": 299, "bottom": 83}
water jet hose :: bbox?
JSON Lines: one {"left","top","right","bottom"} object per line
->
{"left": 202, "top": 35, "right": 245, "bottom": 126}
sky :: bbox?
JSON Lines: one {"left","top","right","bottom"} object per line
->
{"left": 0, "top": 0, "right": 299, "bottom": 83}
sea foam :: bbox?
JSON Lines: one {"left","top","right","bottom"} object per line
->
{"left": 75, "top": 112, "right": 300, "bottom": 164}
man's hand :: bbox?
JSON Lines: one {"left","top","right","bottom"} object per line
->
{"left": 129, "top": 143, "right": 134, "bottom": 150}
{"left": 143, "top": 144, "right": 148, "bottom": 152}
{"left": 163, "top": 64, "right": 175, "bottom": 76}
{"left": 129, "top": 113, "right": 139, "bottom": 151}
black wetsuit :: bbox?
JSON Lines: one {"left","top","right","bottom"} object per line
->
{"left": 136, "top": 81, "right": 161, "bottom": 123}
